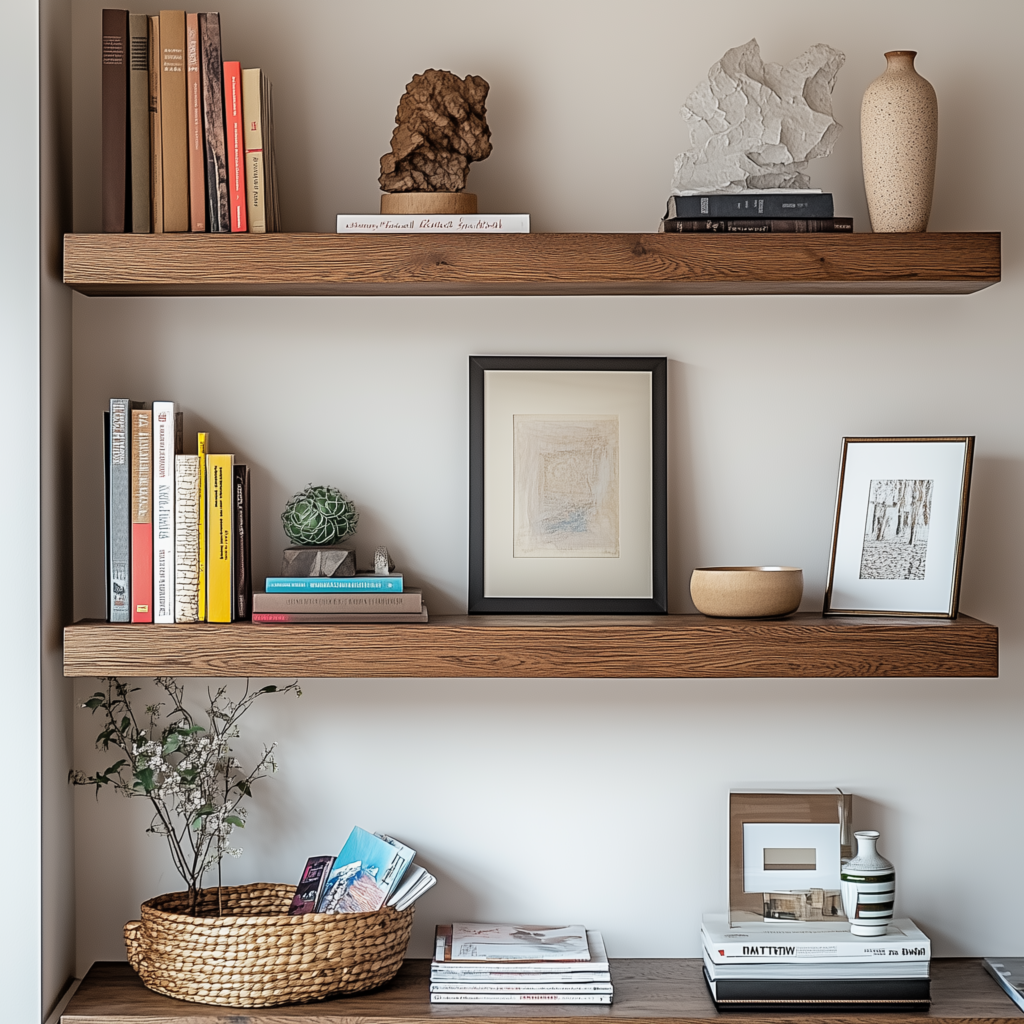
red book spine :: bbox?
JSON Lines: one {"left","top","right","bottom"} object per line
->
{"left": 132, "top": 523, "right": 153, "bottom": 622}
{"left": 222, "top": 61, "right": 247, "bottom": 232}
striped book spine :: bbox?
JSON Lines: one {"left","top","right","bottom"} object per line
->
{"left": 174, "top": 455, "right": 200, "bottom": 622}
{"left": 152, "top": 401, "right": 177, "bottom": 622}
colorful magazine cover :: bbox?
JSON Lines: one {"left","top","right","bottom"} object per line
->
{"left": 449, "top": 923, "right": 591, "bottom": 961}
{"left": 318, "top": 827, "right": 414, "bottom": 914}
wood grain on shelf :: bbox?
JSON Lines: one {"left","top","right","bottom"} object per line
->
{"left": 62, "top": 613, "right": 998, "bottom": 679}
{"left": 62, "top": 232, "right": 1001, "bottom": 296}
{"left": 61, "top": 958, "right": 1024, "bottom": 1024}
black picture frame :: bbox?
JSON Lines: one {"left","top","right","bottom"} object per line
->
{"left": 469, "top": 355, "right": 667, "bottom": 614}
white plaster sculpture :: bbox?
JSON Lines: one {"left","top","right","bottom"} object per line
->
{"left": 671, "top": 39, "right": 845, "bottom": 195}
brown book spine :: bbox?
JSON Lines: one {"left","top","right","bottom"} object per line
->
{"left": 198, "top": 13, "right": 229, "bottom": 232}
{"left": 185, "top": 13, "right": 205, "bottom": 231}
{"left": 148, "top": 15, "right": 163, "bottom": 232}
{"left": 159, "top": 10, "right": 188, "bottom": 231}
{"left": 128, "top": 14, "right": 150, "bottom": 233}
{"left": 101, "top": 9, "right": 130, "bottom": 232}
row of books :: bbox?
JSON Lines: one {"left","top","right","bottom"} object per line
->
{"left": 102, "top": 9, "right": 279, "bottom": 234}
{"left": 287, "top": 827, "right": 435, "bottom": 915}
{"left": 431, "top": 923, "right": 611, "bottom": 1005}
{"left": 660, "top": 191, "right": 852, "bottom": 233}
{"left": 701, "top": 914, "right": 931, "bottom": 1007}
{"left": 105, "top": 399, "right": 250, "bottom": 623}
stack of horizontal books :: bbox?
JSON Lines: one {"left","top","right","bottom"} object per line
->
{"left": 431, "top": 924, "right": 612, "bottom": 1005}
{"left": 254, "top": 571, "right": 427, "bottom": 624}
{"left": 661, "top": 191, "right": 851, "bottom": 233}
{"left": 702, "top": 914, "right": 931, "bottom": 1007}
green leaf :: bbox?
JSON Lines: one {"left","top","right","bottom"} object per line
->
{"left": 259, "top": 685, "right": 278, "bottom": 693}
{"left": 162, "top": 733, "right": 180, "bottom": 755}
{"left": 134, "top": 767, "right": 155, "bottom": 792}
{"left": 225, "top": 815, "right": 244, "bottom": 828}
{"left": 84, "top": 698, "right": 104, "bottom": 710}
{"left": 120, "top": 716, "right": 131, "bottom": 732}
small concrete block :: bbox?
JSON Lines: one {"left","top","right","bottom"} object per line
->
{"left": 281, "top": 546, "right": 357, "bottom": 578}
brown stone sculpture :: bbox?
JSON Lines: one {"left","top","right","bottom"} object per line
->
{"left": 379, "top": 69, "right": 492, "bottom": 193}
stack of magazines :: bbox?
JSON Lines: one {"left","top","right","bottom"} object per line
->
{"left": 431, "top": 924, "right": 612, "bottom": 1004}
{"left": 702, "top": 914, "right": 931, "bottom": 1007}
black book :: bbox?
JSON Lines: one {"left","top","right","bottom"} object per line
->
{"left": 103, "top": 411, "right": 111, "bottom": 622}
{"left": 663, "top": 217, "right": 852, "bottom": 234}
{"left": 233, "top": 464, "right": 252, "bottom": 620}
{"left": 704, "top": 969, "right": 930, "bottom": 1007}
{"left": 666, "top": 192, "right": 834, "bottom": 219}
{"left": 101, "top": 9, "right": 131, "bottom": 232}
{"left": 198, "top": 12, "right": 230, "bottom": 232}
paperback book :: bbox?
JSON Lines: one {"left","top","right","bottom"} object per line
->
{"left": 318, "top": 827, "right": 414, "bottom": 913}
{"left": 287, "top": 855, "right": 334, "bottom": 915}
{"left": 337, "top": 214, "right": 530, "bottom": 233}
{"left": 437, "top": 924, "right": 591, "bottom": 963}
{"left": 265, "top": 574, "right": 404, "bottom": 593}
{"left": 984, "top": 959, "right": 1024, "bottom": 1012}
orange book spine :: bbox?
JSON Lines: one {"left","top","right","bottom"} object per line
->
{"left": 186, "top": 13, "right": 205, "bottom": 231}
{"left": 222, "top": 61, "right": 247, "bottom": 232}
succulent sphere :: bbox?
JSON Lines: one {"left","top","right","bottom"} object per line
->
{"left": 281, "top": 484, "right": 358, "bottom": 546}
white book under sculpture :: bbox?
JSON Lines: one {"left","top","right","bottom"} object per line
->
{"left": 337, "top": 214, "right": 529, "bottom": 233}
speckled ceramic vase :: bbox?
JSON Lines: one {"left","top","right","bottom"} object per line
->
{"left": 861, "top": 51, "right": 937, "bottom": 232}
{"left": 841, "top": 830, "right": 896, "bottom": 936}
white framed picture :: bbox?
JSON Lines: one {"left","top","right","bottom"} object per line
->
{"left": 824, "top": 437, "right": 974, "bottom": 617}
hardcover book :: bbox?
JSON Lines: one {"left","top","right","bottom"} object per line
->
{"left": 662, "top": 217, "right": 852, "bottom": 233}
{"left": 103, "top": 412, "right": 111, "bottom": 621}
{"left": 242, "top": 69, "right": 274, "bottom": 233}
{"left": 288, "top": 855, "right": 334, "bottom": 915}
{"left": 206, "top": 453, "right": 234, "bottom": 622}
{"left": 174, "top": 454, "right": 199, "bottom": 622}
{"left": 318, "top": 827, "right": 414, "bottom": 914}
{"left": 152, "top": 402, "right": 179, "bottom": 622}
{"left": 265, "top": 574, "right": 404, "bottom": 593}
{"left": 233, "top": 464, "right": 252, "bottom": 620}
{"left": 108, "top": 398, "right": 133, "bottom": 621}
{"left": 198, "top": 13, "right": 229, "bottom": 231}
{"left": 147, "top": 14, "right": 163, "bottom": 232}
{"left": 185, "top": 12, "right": 205, "bottom": 231}
{"left": 703, "top": 969, "right": 929, "bottom": 1006}
{"left": 128, "top": 13, "right": 150, "bottom": 233}
{"left": 130, "top": 407, "right": 153, "bottom": 622}
{"left": 158, "top": 10, "right": 189, "bottom": 231}
{"left": 337, "top": 214, "right": 530, "bottom": 234}
{"left": 253, "top": 589, "right": 423, "bottom": 614}
{"left": 101, "top": 9, "right": 130, "bottom": 233}
{"left": 196, "top": 432, "right": 208, "bottom": 619}
{"left": 252, "top": 608, "right": 428, "bottom": 624}
{"left": 666, "top": 192, "right": 834, "bottom": 219}
{"left": 222, "top": 61, "right": 247, "bottom": 231}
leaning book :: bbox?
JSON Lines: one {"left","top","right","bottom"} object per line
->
{"left": 318, "top": 827, "right": 414, "bottom": 913}
{"left": 984, "top": 959, "right": 1024, "bottom": 1012}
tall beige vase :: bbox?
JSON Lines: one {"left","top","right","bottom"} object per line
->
{"left": 861, "top": 51, "right": 937, "bottom": 232}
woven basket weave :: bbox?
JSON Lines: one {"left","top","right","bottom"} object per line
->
{"left": 123, "top": 882, "right": 414, "bottom": 1008}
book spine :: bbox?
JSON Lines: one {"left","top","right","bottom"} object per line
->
{"left": 198, "top": 13, "right": 229, "bottom": 232}
{"left": 102, "top": 9, "right": 130, "bottom": 232}
{"left": 206, "top": 454, "right": 234, "bottom": 622}
{"left": 152, "top": 401, "right": 177, "bottom": 622}
{"left": 432, "top": 973, "right": 612, "bottom": 983}
{"left": 708, "top": 976, "right": 929, "bottom": 1003}
{"left": 158, "top": 9, "right": 188, "bottom": 231}
{"left": 705, "top": 940, "right": 930, "bottom": 963}
{"left": 185, "top": 13, "right": 205, "bottom": 231}
{"left": 241, "top": 68, "right": 266, "bottom": 233}
{"left": 667, "top": 193, "right": 835, "bottom": 219}
{"left": 103, "top": 411, "right": 111, "bottom": 621}
{"left": 263, "top": 75, "right": 280, "bottom": 231}
{"left": 662, "top": 218, "right": 852, "bottom": 233}
{"left": 147, "top": 15, "right": 163, "bottom": 232}
{"left": 175, "top": 455, "right": 200, "bottom": 622}
{"left": 252, "top": 610, "right": 428, "bottom": 623}
{"left": 430, "top": 984, "right": 614, "bottom": 994}
{"left": 336, "top": 214, "right": 531, "bottom": 233}
{"left": 197, "top": 431, "right": 208, "bottom": 620}
{"left": 222, "top": 62, "right": 247, "bottom": 231}
{"left": 265, "top": 577, "right": 404, "bottom": 593}
{"left": 253, "top": 591, "right": 423, "bottom": 613}
{"left": 233, "top": 464, "right": 251, "bottom": 619}
{"left": 130, "top": 408, "right": 153, "bottom": 622}
{"left": 430, "top": 994, "right": 612, "bottom": 1005}
{"left": 109, "top": 399, "right": 131, "bottom": 621}
{"left": 128, "top": 13, "right": 150, "bottom": 233}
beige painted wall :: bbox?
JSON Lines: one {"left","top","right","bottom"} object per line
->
{"left": 70, "top": 0, "right": 1023, "bottom": 973}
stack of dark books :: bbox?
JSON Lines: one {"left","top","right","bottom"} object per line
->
{"left": 701, "top": 914, "right": 931, "bottom": 1007}
{"left": 661, "top": 191, "right": 852, "bottom": 233}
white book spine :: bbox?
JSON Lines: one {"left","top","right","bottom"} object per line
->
{"left": 432, "top": 972, "right": 612, "bottom": 984}
{"left": 431, "top": 983, "right": 614, "bottom": 994}
{"left": 430, "top": 993, "right": 612, "bottom": 1004}
{"left": 337, "top": 214, "right": 530, "bottom": 233}
{"left": 174, "top": 455, "right": 200, "bottom": 622}
{"left": 152, "top": 401, "right": 177, "bottom": 622}
{"left": 702, "top": 937, "right": 930, "bottom": 964}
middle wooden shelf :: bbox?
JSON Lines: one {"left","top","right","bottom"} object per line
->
{"left": 63, "top": 613, "right": 997, "bottom": 679}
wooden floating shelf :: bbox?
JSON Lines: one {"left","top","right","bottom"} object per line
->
{"left": 63, "top": 232, "right": 1001, "bottom": 297}
{"left": 63, "top": 613, "right": 998, "bottom": 679}
{"left": 62, "top": 958, "right": 1022, "bottom": 1024}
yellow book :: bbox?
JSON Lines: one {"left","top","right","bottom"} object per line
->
{"left": 197, "top": 432, "right": 208, "bottom": 620}
{"left": 206, "top": 453, "right": 234, "bottom": 622}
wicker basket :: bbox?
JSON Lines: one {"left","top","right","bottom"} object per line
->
{"left": 123, "top": 882, "right": 415, "bottom": 1008}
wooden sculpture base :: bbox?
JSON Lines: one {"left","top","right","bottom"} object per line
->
{"left": 380, "top": 192, "right": 477, "bottom": 215}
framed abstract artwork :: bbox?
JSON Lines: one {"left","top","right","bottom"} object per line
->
{"left": 469, "top": 356, "right": 667, "bottom": 614}
{"left": 824, "top": 436, "right": 974, "bottom": 617}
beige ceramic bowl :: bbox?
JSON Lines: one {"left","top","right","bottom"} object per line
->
{"left": 690, "top": 566, "right": 803, "bottom": 618}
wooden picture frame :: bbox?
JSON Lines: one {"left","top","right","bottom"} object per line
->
{"left": 824, "top": 436, "right": 974, "bottom": 618}
{"left": 469, "top": 356, "right": 667, "bottom": 614}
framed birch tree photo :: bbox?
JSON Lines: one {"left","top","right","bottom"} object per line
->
{"left": 824, "top": 436, "right": 974, "bottom": 617}
{"left": 469, "top": 356, "right": 667, "bottom": 614}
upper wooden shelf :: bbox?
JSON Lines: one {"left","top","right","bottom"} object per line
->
{"left": 62, "top": 958, "right": 1022, "bottom": 1023}
{"left": 63, "top": 613, "right": 997, "bottom": 679}
{"left": 62, "top": 232, "right": 1000, "bottom": 297}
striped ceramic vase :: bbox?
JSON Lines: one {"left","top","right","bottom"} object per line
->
{"left": 841, "top": 830, "right": 895, "bottom": 936}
